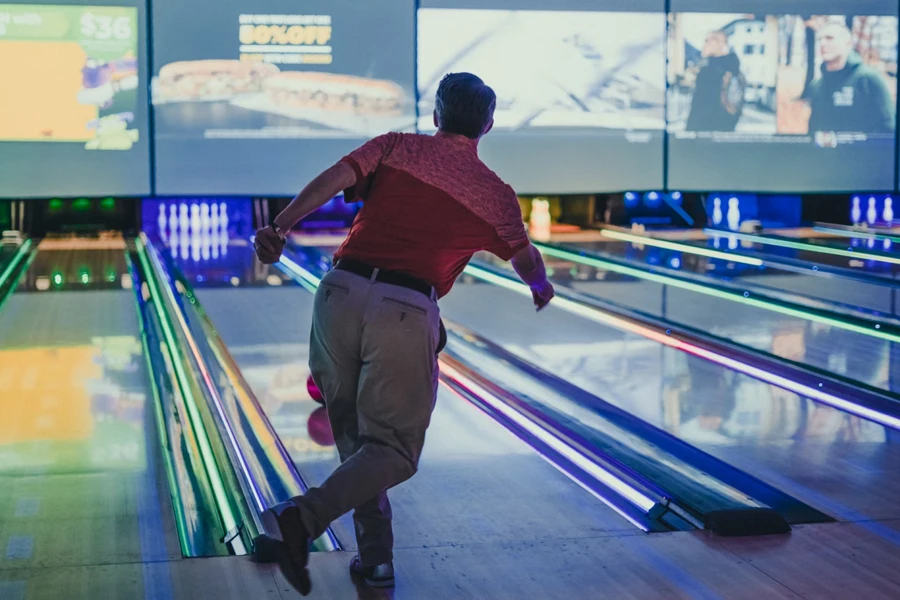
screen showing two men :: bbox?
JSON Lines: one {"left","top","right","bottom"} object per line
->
{"left": 669, "top": 0, "right": 899, "bottom": 191}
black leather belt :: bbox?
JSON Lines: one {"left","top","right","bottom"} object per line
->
{"left": 334, "top": 259, "right": 434, "bottom": 298}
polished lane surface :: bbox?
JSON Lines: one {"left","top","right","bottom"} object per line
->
{"left": 296, "top": 241, "right": 900, "bottom": 524}
{"left": 0, "top": 242, "right": 182, "bottom": 577}
{"left": 483, "top": 248, "right": 900, "bottom": 395}
{"left": 438, "top": 272, "right": 900, "bottom": 525}
{"left": 562, "top": 238, "right": 899, "bottom": 317}
{"left": 177, "top": 241, "right": 639, "bottom": 554}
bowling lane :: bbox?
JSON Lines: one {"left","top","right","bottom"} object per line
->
{"left": 484, "top": 248, "right": 900, "bottom": 395}
{"left": 180, "top": 241, "right": 640, "bottom": 553}
{"left": 560, "top": 238, "right": 898, "bottom": 317}
{"left": 437, "top": 275, "right": 900, "bottom": 524}
{"left": 689, "top": 232, "right": 900, "bottom": 278}
{"left": 0, "top": 241, "right": 184, "bottom": 572}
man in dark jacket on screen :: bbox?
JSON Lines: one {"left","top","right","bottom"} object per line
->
{"left": 807, "top": 22, "right": 895, "bottom": 134}
{"left": 685, "top": 31, "right": 744, "bottom": 132}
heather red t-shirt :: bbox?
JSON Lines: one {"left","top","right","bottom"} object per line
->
{"left": 335, "top": 131, "right": 529, "bottom": 298}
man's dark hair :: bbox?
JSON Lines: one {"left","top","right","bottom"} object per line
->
{"left": 435, "top": 73, "right": 496, "bottom": 139}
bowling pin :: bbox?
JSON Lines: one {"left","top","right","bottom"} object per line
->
{"left": 884, "top": 197, "right": 894, "bottom": 223}
{"left": 220, "top": 203, "right": 229, "bottom": 230}
{"left": 220, "top": 227, "right": 229, "bottom": 257}
{"left": 728, "top": 234, "right": 738, "bottom": 250}
{"left": 867, "top": 237, "right": 876, "bottom": 249}
{"left": 211, "top": 203, "right": 219, "bottom": 230}
{"left": 169, "top": 204, "right": 179, "bottom": 237}
{"left": 190, "top": 204, "right": 201, "bottom": 235}
{"left": 158, "top": 204, "right": 167, "bottom": 240}
{"left": 727, "top": 197, "right": 740, "bottom": 231}
{"left": 201, "top": 226, "right": 211, "bottom": 261}
{"left": 851, "top": 196, "right": 862, "bottom": 224}
{"left": 191, "top": 225, "right": 201, "bottom": 262}
{"left": 713, "top": 234, "right": 721, "bottom": 249}
{"left": 884, "top": 238, "right": 892, "bottom": 251}
{"left": 201, "top": 202, "right": 210, "bottom": 231}
{"left": 179, "top": 204, "right": 189, "bottom": 234}
{"left": 179, "top": 224, "right": 189, "bottom": 260}
{"left": 867, "top": 197, "right": 877, "bottom": 225}
{"left": 712, "top": 197, "right": 723, "bottom": 226}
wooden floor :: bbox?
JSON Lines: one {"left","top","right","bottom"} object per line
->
{"left": 3, "top": 520, "right": 900, "bottom": 599}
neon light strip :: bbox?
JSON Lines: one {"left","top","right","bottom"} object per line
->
{"left": 126, "top": 253, "right": 193, "bottom": 556}
{"left": 535, "top": 243, "right": 900, "bottom": 344}
{"left": 814, "top": 225, "right": 900, "bottom": 244}
{"left": 440, "top": 382, "right": 651, "bottom": 532}
{"left": 463, "top": 264, "right": 900, "bottom": 432}
{"left": 702, "top": 228, "right": 900, "bottom": 266}
{"left": 134, "top": 237, "right": 240, "bottom": 535}
{"left": 277, "top": 255, "right": 658, "bottom": 526}
{"left": 440, "top": 362, "right": 656, "bottom": 512}
{"left": 600, "top": 229, "right": 763, "bottom": 266}
{"left": 0, "top": 239, "right": 33, "bottom": 288}
{"left": 144, "top": 236, "right": 266, "bottom": 518}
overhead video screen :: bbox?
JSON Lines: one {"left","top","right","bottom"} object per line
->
{"left": 668, "top": 0, "right": 899, "bottom": 192}
{"left": 418, "top": 0, "right": 666, "bottom": 194}
{"left": 0, "top": 1, "right": 150, "bottom": 198}
{"left": 151, "top": 0, "right": 415, "bottom": 196}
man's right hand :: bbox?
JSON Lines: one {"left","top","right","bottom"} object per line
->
{"left": 254, "top": 226, "right": 286, "bottom": 264}
{"left": 531, "top": 279, "right": 555, "bottom": 312}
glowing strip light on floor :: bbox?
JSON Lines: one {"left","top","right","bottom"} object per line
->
{"left": 599, "top": 229, "right": 763, "bottom": 266}
{"left": 463, "top": 264, "right": 900, "bottom": 432}
{"left": 438, "top": 369, "right": 653, "bottom": 532}
{"left": 535, "top": 243, "right": 900, "bottom": 345}
{"left": 0, "top": 238, "right": 33, "bottom": 288}
{"left": 145, "top": 238, "right": 266, "bottom": 521}
{"left": 702, "top": 228, "right": 900, "bottom": 266}
{"left": 277, "top": 255, "right": 657, "bottom": 529}
{"left": 134, "top": 237, "right": 241, "bottom": 538}
{"left": 814, "top": 225, "right": 900, "bottom": 244}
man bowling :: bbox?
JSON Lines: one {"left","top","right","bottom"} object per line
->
{"left": 253, "top": 72, "right": 555, "bottom": 595}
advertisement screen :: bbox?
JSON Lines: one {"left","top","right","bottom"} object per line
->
{"left": 0, "top": 1, "right": 149, "bottom": 198}
{"left": 418, "top": 0, "right": 666, "bottom": 194}
{"left": 668, "top": 0, "right": 899, "bottom": 192}
{"left": 152, "top": 0, "right": 416, "bottom": 196}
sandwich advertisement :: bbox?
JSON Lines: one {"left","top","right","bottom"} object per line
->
{"left": 0, "top": 4, "right": 139, "bottom": 149}
{"left": 152, "top": 0, "right": 415, "bottom": 195}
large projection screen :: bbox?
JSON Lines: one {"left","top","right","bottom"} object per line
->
{"left": 667, "top": 0, "right": 898, "bottom": 192}
{"left": 0, "top": 0, "right": 151, "bottom": 198}
{"left": 418, "top": 0, "right": 667, "bottom": 194}
{"left": 151, "top": 0, "right": 416, "bottom": 196}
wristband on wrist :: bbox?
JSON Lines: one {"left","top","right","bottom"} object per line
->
{"left": 271, "top": 222, "right": 286, "bottom": 242}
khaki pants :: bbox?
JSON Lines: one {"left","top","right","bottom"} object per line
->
{"left": 295, "top": 268, "right": 441, "bottom": 565}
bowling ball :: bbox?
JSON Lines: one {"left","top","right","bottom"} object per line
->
{"left": 307, "top": 407, "right": 335, "bottom": 446}
{"left": 306, "top": 375, "right": 324, "bottom": 404}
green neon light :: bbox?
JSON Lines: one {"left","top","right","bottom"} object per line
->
{"left": 124, "top": 251, "right": 192, "bottom": 557}
{"left": 535, "top": 243, "right": 900, "bottom": 345}
{"left": 702, "top": 228, "right": 900, "bottom": 266}
{"left": 134, "top": 237, "right": 238, "bottom": 534}
{"left": 814, "top": 225, "right": 900, "bottom": 244}
{"left": 600, "top": 229, "right": 764, "bottom": 266}
{"left": 0, "top": 239, "right": 33, "bottom": 289}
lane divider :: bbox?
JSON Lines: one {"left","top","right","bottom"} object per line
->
{"left": 463, "top": 263, "right": 900, "bottom": 432}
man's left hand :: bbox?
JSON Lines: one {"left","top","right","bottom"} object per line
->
{"left": 254, "top": 226, "right": 286, "bottom": 264}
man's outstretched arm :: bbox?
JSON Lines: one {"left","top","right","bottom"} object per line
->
{"left": 510, "top": 242, "right": 554, "bottom": 311}
{"left": 255, "top": 161, "right": 357, "bottom": 264}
